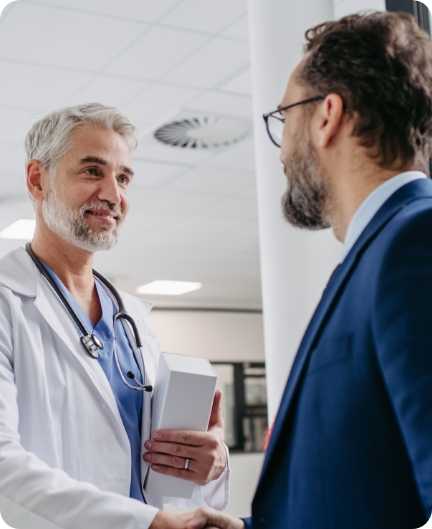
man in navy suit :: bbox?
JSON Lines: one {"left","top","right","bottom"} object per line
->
{"left": 186, "top": 10, "right": 432, "bottom": 529}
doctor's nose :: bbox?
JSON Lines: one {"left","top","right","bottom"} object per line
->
{"left": 98, "top": 174, "right": 122, "bottom": 206}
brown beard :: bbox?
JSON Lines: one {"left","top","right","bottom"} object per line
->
{"left": 281, "top": 128, "right": 330, "bottom": 230}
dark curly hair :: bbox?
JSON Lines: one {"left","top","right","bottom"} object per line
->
{"left": 299, "top": 11, "right": 432, "bottom": 170}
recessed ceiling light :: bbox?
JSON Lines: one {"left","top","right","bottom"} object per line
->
{"left": 0, "top": 219, "right": 35, "bottom": 240}
{"left": 136, "top": 281, "right": 202, "bottom": 296}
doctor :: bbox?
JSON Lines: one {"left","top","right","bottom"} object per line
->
{"left": 0, "top": 103, "right": 228, "bottom": 529}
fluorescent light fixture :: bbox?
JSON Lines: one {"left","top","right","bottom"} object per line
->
{"left": 0, "top": 1, "right": 17, "bottom": 16}
{"left": 0, "top": 219, "right": 35, "bottom": 240}
{"left": 137, "top": 280, "right": 202, "bottom": 296}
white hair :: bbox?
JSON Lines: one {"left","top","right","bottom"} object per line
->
{"left": 25, "top": 102, "right": 137, "bottom": 168}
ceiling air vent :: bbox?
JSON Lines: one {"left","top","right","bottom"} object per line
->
{"left": 153, "top": 113, "right": 250, "bottom": 149}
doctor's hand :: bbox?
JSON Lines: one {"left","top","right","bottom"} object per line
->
{"left": 144, "top": 390, "right": 227, "bottom": 485}
{"left": 186, "top": 508, "right": 244, "bottom": 529}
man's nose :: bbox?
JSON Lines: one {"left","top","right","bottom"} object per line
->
{"left": 98, "top": 174, "right": 121, "bottom": 205}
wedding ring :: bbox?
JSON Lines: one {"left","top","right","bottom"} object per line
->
{"left": 184, "top": 457, "right": 191, "bottom": 471}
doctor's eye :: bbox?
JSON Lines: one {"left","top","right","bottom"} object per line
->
{"left": 117, "top": 174, "right": 131, "bottom": 187}
{"left": 83, "top": 166, "right": 103, "bottom": 177}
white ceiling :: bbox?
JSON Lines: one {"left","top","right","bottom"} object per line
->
{"left": 0, "top": 0, "right": 261, "bottom": 309}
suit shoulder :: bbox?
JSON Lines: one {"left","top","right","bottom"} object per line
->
{"left": 385, "top": 197, "right": 432, "bottom": 245}
{"left": 376, "top": 197, "right": 432, "bottom": 275}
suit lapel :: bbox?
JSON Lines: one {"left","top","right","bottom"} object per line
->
{"left": 258, "top": 178, "right": 432, "bottom": 482}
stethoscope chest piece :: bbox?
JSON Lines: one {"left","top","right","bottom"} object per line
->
{"left": 81, "top": 334, "right": 104, "bottom": 359}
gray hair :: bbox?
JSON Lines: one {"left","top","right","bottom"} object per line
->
{"left": 25, "top": 103, "right": 137, "bottom": 168}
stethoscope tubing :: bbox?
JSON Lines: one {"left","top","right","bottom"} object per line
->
{"left": 26, "top": 243, "right": 89, "bottom": 337}
{"left": 25, "top": 243, "right": 152, "bottom": 392}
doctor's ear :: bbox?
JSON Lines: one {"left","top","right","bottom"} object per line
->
{"left": 26, "top": 160, "right": 46, "bottom": 199}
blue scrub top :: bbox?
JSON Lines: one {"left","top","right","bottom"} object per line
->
{"left": 45, "top": 266, "right": 145, "bottom": 502}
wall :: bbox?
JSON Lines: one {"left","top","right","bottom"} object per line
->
{"left": 226, "top": 453, "right": 264, "bottom": 517}
{"left": 150, "top": 309, "right": 265, "bottom": 362}
{"left": 150, "top": 309, "right": 265, "bottom": 516}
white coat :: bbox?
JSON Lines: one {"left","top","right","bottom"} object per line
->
{"left": 0, "top": 248, "right": 229, "bottom": 529}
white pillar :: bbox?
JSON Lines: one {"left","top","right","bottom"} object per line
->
{"left": 247, "top": 0, "right": 341, "bottom": 419}
{"left": 334, "top": 0, "right": 385, "bottom": 17}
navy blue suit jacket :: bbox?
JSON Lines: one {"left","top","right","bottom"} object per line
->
{"left": 244, "top": 179, "right": 432, "bottom": 529}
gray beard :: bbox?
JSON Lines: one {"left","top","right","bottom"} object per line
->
{"left": 41, "top": 188, "right": 119, "bottom": 252}
{"left": 281, "top": 139, "right": 330, "bottom": 230}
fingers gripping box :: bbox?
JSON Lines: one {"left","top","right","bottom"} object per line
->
{"left": 144, "top": 352, "right": 217, "bottom": 500}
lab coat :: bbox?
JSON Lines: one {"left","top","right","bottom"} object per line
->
{"left": 0, "top": 247, "right": 229, "bottom": 529}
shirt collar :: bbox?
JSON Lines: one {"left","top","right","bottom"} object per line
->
{"left": 341, "top": 171, "right": 427, "bottom": 262}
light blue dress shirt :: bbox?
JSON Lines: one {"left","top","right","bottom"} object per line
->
{"left": 44, "top": 266, "right": 145, "bottom": 502}
{"left": 341, "top": 171, "right": 427, "bottom": 262}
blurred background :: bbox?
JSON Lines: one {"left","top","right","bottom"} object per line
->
{"left": 0, "top": 0, "right": 429, "bottom": 519}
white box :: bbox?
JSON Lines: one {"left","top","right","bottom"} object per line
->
{"left": 144, "top": 352, "right": 217, "bottom": 500}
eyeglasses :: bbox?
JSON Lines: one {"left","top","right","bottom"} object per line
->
{"left": 262, "top": 95, "right": 325, "bottom": 148}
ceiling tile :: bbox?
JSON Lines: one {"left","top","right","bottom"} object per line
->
{"left": 125, "top": 84, "right": 201, "bottom": 139}
{"left": 207, "top": 137, "right": 256, "bottom": 172}
{"left": 0, "top": 3, "right": 144, "bottom": 70}
{"left": 0, "top": 108, "right": 40, "bottom": 143}
{"left": 188, "top": 91, "right": 252, "bottom": 117}
{"left": 106, "top": 26, "right": 208, "bottom": 79}
{"left": 26, "top": 0, "right": 182, "bottom": 22}
{"left": 132, "top": 159, "right": 189, "bottom": 189}
{"left": 221, "top": 68, "right": 251, "bottom": 95}
{"left": 222, "top": 15, "right": 249, "bottom": 41}
{"left": 0, "top": 62, "right": 91, "bottom": 111}
{"left": 125, "top": 188, "right": 224, "bottom": 230}
{"left": 162, "top": 0, "right": 247, "bottom": 34}
{"left": 0, "top": 142, "right": 33, "bottom": 195}
{"left": 163, "top": 38, "right": 249, "bottom": 89}
{"left": 0, "top": 0, "right": 262, "bottom": 310}
{"left": 171, "top": 165, "right": 256, "bottom": 197}
{"left": 68, "top": 76, "right": 150, "bottom": 109}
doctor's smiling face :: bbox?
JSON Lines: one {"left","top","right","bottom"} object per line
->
{"left": 26, "top": 104, "right": 136, "bottom": 254}
{"left": 41, "top": 124, "right": 132, "bottom": 252}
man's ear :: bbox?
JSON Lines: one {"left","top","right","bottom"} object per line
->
{"left": 314, "top": 93, "right": 345, "bottom": 149}
{"left": 26, "top": 160, "right": 46, "bottom": 201}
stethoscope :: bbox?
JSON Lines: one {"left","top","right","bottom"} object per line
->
{"left": 25, "top": 243, "right": 153, "bottom": 393}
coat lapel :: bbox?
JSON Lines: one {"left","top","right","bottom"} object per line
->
{"left": 0, "top": 247, "right": 126, "bottom": 434}
{"left": 33, "top": 279, "right": 126, "bottom": 430}
{"left": 258, "top": 178, "right": 432, "bottom": 482}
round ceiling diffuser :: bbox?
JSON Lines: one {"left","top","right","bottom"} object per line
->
{"left": 154, "top": 114, "right": 250, "bottom": 149}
